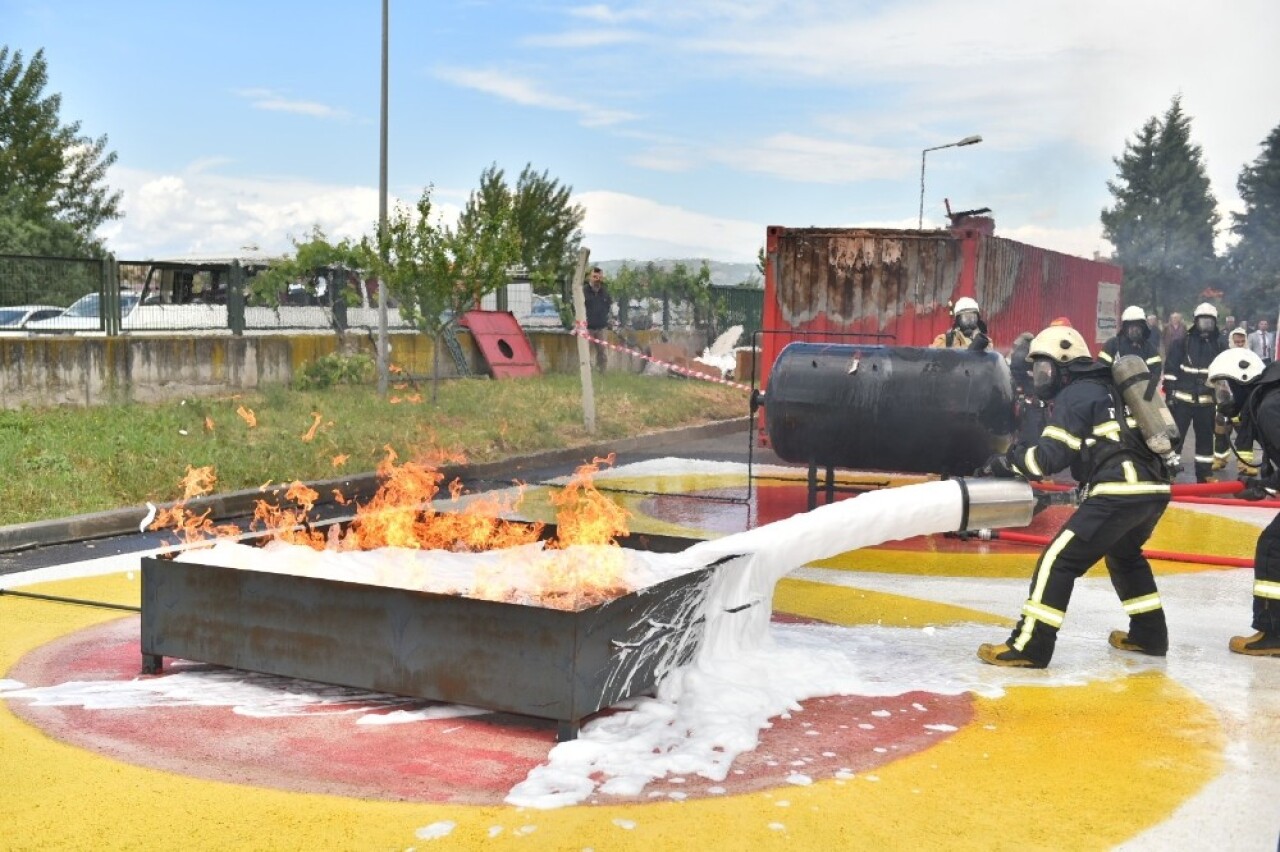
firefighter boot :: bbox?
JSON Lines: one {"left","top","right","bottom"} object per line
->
{"left": 1228, "top": 631, "right": 1280, "bottom": 656}
{"left": 1108, "top": 630, "right": 1168, "bottom": 657}
{"left": 977, "top": 642, "right": 1047, "bottom": 669}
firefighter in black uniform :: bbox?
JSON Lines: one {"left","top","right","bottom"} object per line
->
{"left": 1098, "top": 305, "right": 1163, "bottom": 377}
{"left": 1164, "top": 302, "right": 1227, "bottom": 482}
{"left": 975, "top": 324, "right": 1173, "bottom": 668}
{"left": 1207, "top": 348, "right": 1280, "bottom": 656}
{"left": 1008, "top": 331, "right": 1047, "bottom": 445}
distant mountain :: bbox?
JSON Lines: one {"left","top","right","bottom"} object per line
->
{"left": 595, "top": 258, "right": 762, "bottom": 289}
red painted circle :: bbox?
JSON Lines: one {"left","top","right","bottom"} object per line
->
{"left": 9, "top": 617, "right": 973, "bottom": 804}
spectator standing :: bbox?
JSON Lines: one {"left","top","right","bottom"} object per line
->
{"left": 1146, "top": 313, "right": 1163, "bottom": 356}
{"left": 1165, "top": 312, "right": 1187, "bottom": 355}
{"left": 583, "top": 266, "right": 613, "bottom": 371}
{"left": 1248, "top": 320, "right": 1274, "bottom": 364}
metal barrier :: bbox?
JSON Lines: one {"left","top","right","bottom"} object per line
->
{"left": 0, "top": 255, "right": 416, "bottom": 335}
{"left": 0, "top": 254, "right": 109, "bottom": 331}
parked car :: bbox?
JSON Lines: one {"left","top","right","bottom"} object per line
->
{"left": 0, "top": 304, "right": 67, "bottom": 329}
{"left": 522, "top": 294, "right": 564, "bottom": 328}
{"left": 25, "top": 292, "right": 142, "bottom": 332}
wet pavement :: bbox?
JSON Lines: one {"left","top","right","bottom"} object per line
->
{"left": 1, "top": 424, "right": 1278, "bottom": 851}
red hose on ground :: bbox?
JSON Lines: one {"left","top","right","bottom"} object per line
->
{"left": 1030, "top": 479, "right": 1248, "bottom": 502}
{"left": 991, "top": 529, "right": 1254, "bottom": 569}
{"left": 1173, "top": 495, "right": 1280, "bottom": 509}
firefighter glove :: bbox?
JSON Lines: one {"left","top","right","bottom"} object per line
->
{"left": 1240, "top": 463, "right": 1260, "bottom": 477}
{"left": 978, "top": 453, "right": 1016, "bottom": 478}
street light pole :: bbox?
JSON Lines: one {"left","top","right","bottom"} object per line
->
{"left": 918, "top": 134, "right": 982, "bottom": 230}
{"left": 376, "top": 0, "right": 390, "bottom": 398}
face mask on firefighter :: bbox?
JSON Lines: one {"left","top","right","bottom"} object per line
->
{"left": 1031, "top": 358, "right": 1061, "bottom": 400}
{"left": 1196, "top": 316, "right": 1216, "bottom": 335}
{"left": 1125, "top": 324, "right": 1145, "bottom": 343}
{"left": 956, "top": 310, "right": 979, "bottom": 333}
{"left": 1214, "top": 378, "right": 1245, "bottom": 417}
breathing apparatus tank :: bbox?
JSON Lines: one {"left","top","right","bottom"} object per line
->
{"left": 1111, "top": 354, "right": 1181, "bottom": 472}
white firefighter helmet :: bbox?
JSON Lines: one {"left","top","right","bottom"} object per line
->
{"left": 952, "top": 296, "right": 980, "bottom": 316}
{"left": 1207, "top": 348, "right": 1265, "bottom": 385}
{"left": 1120, "top": 305, "right": 1146, "bottom": 323}
{"left": 1029, "top": 325, "right": 1092, "bottom": 364}
{"left": 1194, "top": 302, "right": 1219, "bottom": 320}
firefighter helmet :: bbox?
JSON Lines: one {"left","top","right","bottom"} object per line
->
{"left": 1194, "top": 302, "right": 1219, "bottom": 320}
{"left": 1207, "top": 348, "right": 1265, "bottom": 385}
{"left": 952, "top": 296, "right": 980, "bottom": 316}
{"left": 1120, "top": 305, "right": 1147, "bottom": 324}
{"left": 1029, "top": 325, "right": 1092, "bottom": 364}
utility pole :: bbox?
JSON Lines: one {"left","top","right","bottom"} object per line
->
{"left": 376, "top": 0, "right": 390, "bottom": 397}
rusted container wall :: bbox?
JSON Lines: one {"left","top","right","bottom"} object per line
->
{"left": 974, "top": 236, "right": 1123, "bottom": 351}
{"left": 761, "top": 227, "right": 964, "bottom": 390}
{"left": 761, "top": 226, "right": 1123, "bottom": 393}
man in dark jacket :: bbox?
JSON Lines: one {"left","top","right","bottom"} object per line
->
{"left": 583, "top": 266, "right": 612, "bottom": 371}
{"left": 1164, "top": 303, "right": 1228, "bottom": 482}
{"left": 1207, "top": 349, "right": 1280, "bottom": 656}
{"left": 976, "top": 324, "right": 1173, "bottom": 668}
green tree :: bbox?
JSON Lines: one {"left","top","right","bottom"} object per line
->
{"left": 0, "top": 46, "right": 121, "bottom": 256}
{"left": 247, "top": 227, "right": 366, "bottom": 333}
{"left": 455, "top": 165, "right": 523, "bottom": 300}
{"left": 1227, "top": 122, "right": 1280, "bottom": 320}
{"left": 369, "top": 182, "right": 521, "bottom": 400}
{"left": 1101, "top": 97, "right": 1219, "bottom": 316}
{"left": 506, "top": 163, "right": 584, "bottom": 293}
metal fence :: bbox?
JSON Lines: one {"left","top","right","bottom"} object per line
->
{"left": 710, "top": 285, "right": 764, "bottom": 339}
{"left": 0, "top": 253, "right": 760, "bottom": 337}
{"left": 0, "top": 254, "right": 416, "bottom": 335}
{"left": 0, "top": 254, "right": 112, "bottom": 330}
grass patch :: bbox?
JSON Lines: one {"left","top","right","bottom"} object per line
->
{"left": 0, "top": 374, "right": 747, "bottom": 526}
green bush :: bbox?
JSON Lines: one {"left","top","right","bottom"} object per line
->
{"left": 293, "top": 352, "right": 376, "bottom": 390}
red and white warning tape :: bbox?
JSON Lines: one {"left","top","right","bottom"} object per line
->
{"left": 572, "top": 323, "right": 754, "bottom": 392}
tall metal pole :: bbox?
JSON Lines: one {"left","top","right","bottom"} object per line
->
{"left": 918, "top": 149, "right": 929, "bottom": 231}
{"left": 917, "top": 135, "right": 983, "bottom": 230}
{"left": 376, "top": 0, "right": 390, "bottom": 398}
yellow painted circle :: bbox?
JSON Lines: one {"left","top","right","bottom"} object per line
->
{"left": 3, "top": 566, "right": 1223, "bottom": 850}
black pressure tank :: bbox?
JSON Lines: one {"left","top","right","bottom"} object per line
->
{"left": 764, "top": 343, "right": 1014, "bottom": 476}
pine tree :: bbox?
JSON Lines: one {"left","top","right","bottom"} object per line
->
{"left": 1101, "top": 97, "right": 1219, "bottom": 316}
{"left": 1227, "top": 122, "right": 1280, "bottom": 319}
{"left": 0, "top": 46, "right": 121, "bottom": 255}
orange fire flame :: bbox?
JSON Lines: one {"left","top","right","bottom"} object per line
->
{"left": 149, "top": 465, "right": 243, "bottom": 542}
{"left": 301, "top": 413, "right": 323, "bottom": 443}
{"left": 152, "top": 449, "right": 633, "bottom": 610}
{"left": 236, "top": 406, "right": 257, "bottom": 428}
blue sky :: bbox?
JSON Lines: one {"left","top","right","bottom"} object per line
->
{"left": 5, "top": 0, "right": 1279, "bottom": 263}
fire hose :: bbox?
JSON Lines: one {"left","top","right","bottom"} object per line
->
{"left": 980, "top": 529, "right": 1254, "bottom": 569}
{"left": 1031, "top": 479, "right": 1280, "bottom": 507}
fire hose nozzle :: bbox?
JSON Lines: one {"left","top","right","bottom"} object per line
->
{"left": 956, "top": 478, "right": 1037, "bottom": 532}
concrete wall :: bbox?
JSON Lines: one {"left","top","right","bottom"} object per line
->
{"left": 0, "top": 327, "right": 708, "bottom": 409}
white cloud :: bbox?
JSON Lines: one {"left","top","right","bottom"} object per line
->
{"left": 101, "top": 164, "right": 453, "bottom": 260}
{"left": 522, "top": 29, "right": 645, "bottom": 48}
{"left": 233, "top": 88, "right": 346, "bottom": 120}
{"left": 708, "top": 134, "right": 914, "bottom": 184}
{"left": 575, "top": 190, "right": 763, "bottom": 260}
{"left": 434, "top": 66, "right": 637, "bottom": 127}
